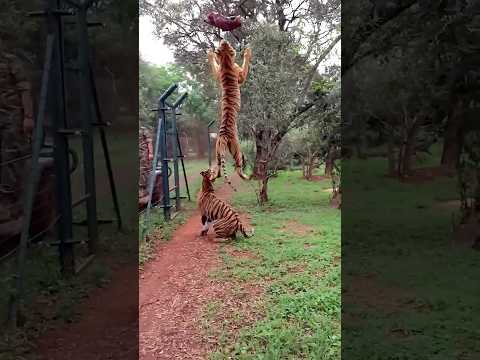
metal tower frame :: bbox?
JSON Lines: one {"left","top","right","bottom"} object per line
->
{"left": 144, "top": 84, "right": 190, "bottom": 234}
{"left": 8, "top": 0, "right": 122, "bottom": 328}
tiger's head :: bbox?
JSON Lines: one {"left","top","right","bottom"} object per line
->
{"left": 200, "top": 169, "right": 215, "bottom": 191}
{"left": 216, "top": 39, "right": 236, "bottom": 60}
{"left": 200, "top": 169, "right": 212, "bottom": 179}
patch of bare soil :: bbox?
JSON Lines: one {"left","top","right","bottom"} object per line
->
{"left": 305, "top": 175, "right": 330, "bottom": 182}
{"left": 280, "top": 220, "right": 315, "bottom": 236}
{"left": 225, "top": 247, "right": 259, "bottom": 260}
{"left": 399, "top": 166, "right": 456, "bottom": 184}
{"left": 139, "top": 173, "right": 252, "bottom": 360}
{"left": 436, "top": 199, "right": 461, "bottom": 210}
{"left": 286, "top": 263, "right": 306, "bottom": 274}
{"left": 201, "top": 280, "right": 266, "bottom": 353}
{"left": 343, "top": 273, "right": 416, "bottom": 315}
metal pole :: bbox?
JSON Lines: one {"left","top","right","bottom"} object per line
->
{"left": 77, "top": 4, "right": 98, "bottom": 253}
{"left": 177, "top": 131, "right": 190, "bottom": 201}
{"left": 160, "top": 100, "right": 170, "bottom": 220}
{"left": 207, "top": 119, "right": 215, "bottom": 167}
{"left": 88, "top": 62, "right": 123, "bottom": 231}
{"left": 171, "top": 92, "right": 187, "bottom": 211}
{"left": 8, "top": 34, "right": 55, "bottom": 329}
{"left": 51, "top": 0, "right": 74, "bottom": 274}
{"left": 145, "top": 84, "right": 177, "bottom": 228}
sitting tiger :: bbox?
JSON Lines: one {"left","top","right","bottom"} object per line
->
{"left": 197, "top": 169, "right": 254, "bottom": 239}
{"left": 207, "top": 39, "right": 251, "bottom": 184}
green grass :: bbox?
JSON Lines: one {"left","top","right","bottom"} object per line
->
{"left": 138, "top": 157, "right": 207, "bottom": 266}
{"left": 204, "top": 169, "right": 341, "bottom": 359}
{"left": 342, "top": 152, "right": 480, "bottom": 359}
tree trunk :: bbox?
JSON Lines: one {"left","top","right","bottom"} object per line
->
{"left": 402, "top": 119, "right": 421, "bottom": 175}
{"left": 325, "top": 148, "right": 334, "bottom": 177}
{"left": 252, "top": 145, "right": 269, "bottom": 180}
{"left": 302, "top": 150, "right": 316, "bottom": 180}
{"left": 306, "top": 160, "right": 314, "bottom": 179}
{"left": 441, "top": 99, "right": 465, "bottom": 169}
{"left": 259, "top": 177, "right": 269, "bottom": 204}
{"left": 252, "top": 129, "right": 284, "bottom": 203}
{"left": 387, "top": 129, "right": 397, "bottom": 176}
{"left": 252, "top": 130, "right": 280, "bottom": 180}
{"left": 302, "top": 162, "right": 308, "bottom": 179}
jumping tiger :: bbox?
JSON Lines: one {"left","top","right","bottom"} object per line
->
{"left": 207, "top": 39, "right": 251, "bottom": 184}
{"left": 197, "top": 169, "right": 254, "bottom": 239}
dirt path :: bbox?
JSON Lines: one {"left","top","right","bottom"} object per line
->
{"left": 139, "top": 175, "right": 238, "bottom": 360}
{"left": 36, "top": 262, "right": 138, "bottom": 360}
{"left": 34, "top": 171, "right": 237, "bottom": 360}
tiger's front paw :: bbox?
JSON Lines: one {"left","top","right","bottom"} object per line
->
{"left": 207, "top": 50, "right": 216, "bottom": 62}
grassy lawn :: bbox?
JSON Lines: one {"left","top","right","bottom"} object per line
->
{"left": 139, "top": 157, "right": 207, "bottom": 266}
{"left": 342, "top": 153, "right": 480, "bottom": 359}
{"left": 203, "top": 169, "right": 341, "bottom": 359}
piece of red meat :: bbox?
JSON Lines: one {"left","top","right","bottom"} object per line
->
{"left": 205, "top": 12, "right": 241, "bottom": 31}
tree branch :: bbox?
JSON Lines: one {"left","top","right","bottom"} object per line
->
{"left": 343, "top": 0, "right": 419, "bottom": 75}
{"left": 296, "top": 34, "right": 340, "bottom": 110}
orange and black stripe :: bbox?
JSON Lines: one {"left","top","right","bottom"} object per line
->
{"left": 210, "top": 40, "right": 249, "bottom": 184}
{"left": 197, "top": 169, "right": 253, "bottom": 239}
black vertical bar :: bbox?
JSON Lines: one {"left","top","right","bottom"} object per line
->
{"left": 51, "top": 0, "right": 74, "bottom": 274}
{"left": 171, "top": 93, "right": 188, "bottom": 207}
{"left": 8, "top": 34, "right": 55, "bottom": 329}
{"left": 77, "top": 5, "right": 98, "bottom": 253}
{"left": 160, "top": 101, "right": 171, "bottom": 220}
{"left": 88, "top": 63, "right": 123, "bottom": 230}
{"left": 171, "top": 108, "right": 181, "bottom": 210}
{"left": 207, "top": 119, "right": 215, "bottom": 167}
{"left": 177, "top": 131, "right": 190, "bottom": 201}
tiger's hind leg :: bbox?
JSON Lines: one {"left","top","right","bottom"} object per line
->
{"left": 212, "top": 217, "right": 236, "bottom": 241}
{"left": 210, "top": 136, "right": 226, "bottom": 181}
{"left": 228, "top": 139, "right": 248, "bottom": 180}
{"left": 200, "top": 215, "right": 211, "bottom": 236}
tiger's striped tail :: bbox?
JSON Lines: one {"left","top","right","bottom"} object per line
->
{"left": 220, "top": 152, "right": 238, "bottom": 192}
{"left": 236, "top": 166, "right": 249, "bottom": 180}
{"left": 214, "top": 136, "right": 237, "bottom": 192}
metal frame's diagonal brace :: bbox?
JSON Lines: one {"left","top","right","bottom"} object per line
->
{"left": 160, "top": 106, "right": 170, "bottom": 220}
{"left": 144, "top": 84, "right": 177, "bottom": 232}
{"left": 171, "top": 92, "right": 188, "bottom": 210}
{"left": 207, "top": 119, "right": 215, "bottom": 168}
{"left": 7, "top": 34, "right": 55, "bottom": 330}
{"left": 177, "top": 130, "right": 191, "bottom": 201}
{"left": 49, "top": 0, "right": 75, "bottom": 275}
{"left": 88, "top": 62, "right": 123, "bottom": 231}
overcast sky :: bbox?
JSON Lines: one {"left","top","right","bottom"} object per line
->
{"left": 139, "top": 15, "right": 175, "bottom": 65}
{"left": 139, "top": 15, "right": 340, "bottom": 69}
